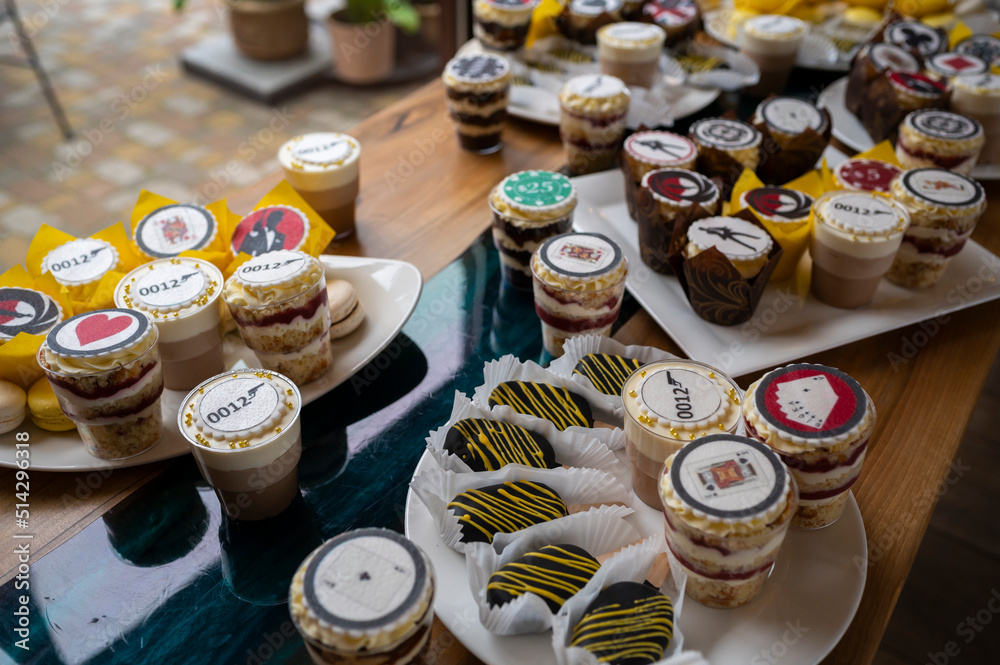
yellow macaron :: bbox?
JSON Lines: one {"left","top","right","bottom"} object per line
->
{"left": 0, "top": 380, "right": 27, "bottom": 434}
{"left": 27, "top": 378, "right": 76, "bottom": 432}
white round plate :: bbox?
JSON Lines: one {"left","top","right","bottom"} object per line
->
{"left": 704, "top": 9, "right": 841, "bottom": 70}
{"left": 1, "top": 255, "right": 423, "bottom": 472}
{"left": 817, "top": 77, "right": 1000, "bottom": 180}
{"left": 404, "top": 450, "right": 868, "bottom": 665}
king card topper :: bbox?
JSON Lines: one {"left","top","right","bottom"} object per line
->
{"left": 130, "top": 190, "right": 239, "bottom": 274}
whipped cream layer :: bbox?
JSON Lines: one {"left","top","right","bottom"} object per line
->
{"left": 279, "top": 133, "right": 361, "bottom": 193}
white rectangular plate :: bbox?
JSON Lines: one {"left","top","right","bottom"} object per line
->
{"left": 0, "top": 255, "right": 422, "bottom": 472}
{"left": 571, "top": 170, "right": 1000, "bottom": 377}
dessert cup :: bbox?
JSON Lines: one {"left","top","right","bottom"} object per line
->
{"left": 531, "top": 232, "right": 628, "bottom": 357}
{"left": 490, "top": 170, "right": 577, "bottom": 290}
{"left": 621, "top": 130, "right": 697, "bottom": 220}
{"left": 443, "top": 53, "right": 512, "bottom": 154}
{"left": 596, "top": 22, "right": 665, "bottom": 88}
{"left": 738, "top": 187, "right": 813, "bottom": 281}
{"left": 660, "top": 434, "right": 797, "bottom": 607}
{"left": 115, "top": 257, "right": 225, "bottom": 390}
{"left": 924, "top": 52, "right": 989, "bottom": 81}
{"left": 737, "top": 15, "right": 807, "bottom": 97}
{"left": 223, "top": 250, "right": 332, "bottom": 386}
{"left": 810, "top": 191, "right": 910, "bottom": 308}
{"left": 643, "top": 0, "right": 700, "bottom": 46}
{"left": 950, "top": 73, "right": 1000, "bottom": 166}
{"left": 833, "top": 158, "right": 901, "bottom": 194}
{"left": 279, "top": 133, "right": 361, "bottom": 238}
{"left": 559, "top": 74, "right": 631, "bottom": 175}
{"left": 689, "top": 118, "right": 762, "bottom": 187}
{"left": 622, "top": 359, "right": 742, "bottom": 507}
{"left": 744, "top": 363, "right": 875, "bottom": 529}
{"left": 179, "top": 368, "right": 302, "bottom": 521}
{"left": 638, "top": 168, "right": 719, "bottom": 273}
{"left": 896, "top": 109, "right": 984, "bottom": 175}
{"left": 887, "top": 168, "right": 987, "bottom": 288}
{"left": 473, "top": 0, "right": 539, "bottom": 51}
{"left": 290, "top": 528, "right": 435, "bottom": 665}
{"left": 560, "top": 0, "right": 624, "bottom": 45}
{"left": 38, "top": 309, "right": 163, "bottom": 460}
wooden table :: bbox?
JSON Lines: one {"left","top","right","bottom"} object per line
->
{"left": 3, "top": 79, "right": 998, "bottom": 665}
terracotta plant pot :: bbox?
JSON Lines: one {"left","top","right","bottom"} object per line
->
{"left": 224, "top": 0, "right": 309, "bottom": 61}
{"left": 327, "top": 9, "right": 397, "bottom": 84}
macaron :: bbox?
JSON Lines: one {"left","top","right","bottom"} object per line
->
{"left": 27, "top": 378, "right": 75, "bottom": 432}
{"left": 327, "top": 279, "right": 365, "bottom": 339}
{"left": 0, "top": 380, "right": 27, "bottom": 434}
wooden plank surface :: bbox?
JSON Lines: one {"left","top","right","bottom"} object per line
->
{"left": 3, "top": 78, "right": 1000, "bottom": 665}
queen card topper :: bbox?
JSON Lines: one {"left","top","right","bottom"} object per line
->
{"left": 302, "top": 529, "right": 428, "bottom": 630}
{"left": 0, "top": 287, "right": 62, "bottom": 341}
{"left": 538, "top": 232, "right": 623, "bottom": 279}
{"left": 670, "top": 434, "right": 787, "bottom": 521}
{"left": 45, "top": 309, "right": 149, "bottom": 358}
{"left": 231, "top": 205, "right": 310, "bottom": 257}
{"left": 135, "top": 203, "right": 218, "bottom": 259}
{"left": 755, "top": 364, "right": 868, "bottom": 439}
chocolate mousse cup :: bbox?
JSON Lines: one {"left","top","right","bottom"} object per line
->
{"left": 810, "top": 191, "right": 910, "bottom": 308}
{"left": 38, "top": 309, "right": 163, "bottom": 460}
{"left": 443, "top": 53, "right": 512, "bottom": 154}
{"left": 490, "top": 170, "right": 577, "bottom": 290}
{"left": 660, "top": 434, "right": 798, "bottom": 608}
{"left": 596, "top": 22, "right": 666, "bottom": 88}
{"left": 290, "top": 529, "right": 435, "bottom": 665}
{"left": 473, "top": 0, "right": 539, "bottom": 51}
{"left": 531, "top": 232, "right": 628, "bottom": 357}
{"left": 223, "top": 250, "right": 332, "bottom": 386}
{"left": 887, "top": 168, "right": 987, "bottom": 288}
{"left": 179, "top": 368, "right": 302, "bottom": 521}
{"left": 279, "top": 133, "right": 360, "bottom": 238}
{"left": 639, "top": 168, "right": 719, "bottom": 273}
{"left": 115, "top": 257, "right": 225, "bottom": 390}
{"left": 951, "top": 74, "right": 1000, "bottom": 165}
{"left": 737, "top": 15, "right": 807, "bottom": 97}
{"left": 744, "top": 363, "right": 875, "bottom": 529}
{"left": 622, "top": 359, "right": 742, "bottom": 508}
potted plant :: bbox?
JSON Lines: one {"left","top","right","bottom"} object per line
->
{"left": 327, "top": 0, "right": 420, "bottom": 84}
{"left": 175, "top": 0, "right": 309, "bottom": 61}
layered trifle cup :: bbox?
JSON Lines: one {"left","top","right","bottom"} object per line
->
{"left": 622, "top": 359, "right": 742, "bottom": 507}
{"left": 443, "top": 53, "right": 512, "bottom": 154}
{"left": 38, "top": 308, "right": 163, "bottom": 459}
{"left": 895, "top": 109, "right": 985, "bottom": 175}
{"left": 810, "top": 191, "right": 910, "bottom": 308}
{"left": 223, "top": 250, "right": 332, "bottom": 385}
{"left": 660, "top": 434, "right": 798, "bottom": 608}
{"left": 279, "top": 132, "right": 361, "bottom": 238}
{"left": 887, "top": 168, "right": 987, "bottom": 288}
{"left": 290, "top": 528, "right": 435, "bottom": 665}
{"left": 743, "top": 363, "right": 875, "bottom": 529}
{"left": 473, "top": 0, "right": 539, "bottom": 51}
{"left": 179, "top": 368, "right": 302, "bottom": 521}
{"left": 951, "top": 73, "right": 1000, "bottom": 165}
{"left": 530, "top": 232, "right": 628, "bottom": 357}
{"left": 490, "top": 170, "right": 577, "bottom": 289}
{"left": 114, "top": 257, "right": 225, "bottom": 390}
{"left": 559, "top": 74, "right": 631, "bottom": 175}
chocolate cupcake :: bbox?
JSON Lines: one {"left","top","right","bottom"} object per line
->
{"left": 689, "top": 118, "right": 762, "bottom": 190}
{"left": 621, "top": 131, "right": 697, "bottom": 220}
{"left": 638, "top": 168, "right": 719, "bottom": 273}
{"left": 752, "top": 97, "right": 831, "bottom": 185}
{"left": 845, "top": 43, "right": 919, "bottom": 115}
{"left": 883, "top": 20, "right": 945, "bottom": 59}
{"left": 861, "top": 71, "right": 950, "bottom": 143}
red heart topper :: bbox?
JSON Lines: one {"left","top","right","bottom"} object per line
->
{"left": 75, "top": 313, "right": 132, "bottom": 347}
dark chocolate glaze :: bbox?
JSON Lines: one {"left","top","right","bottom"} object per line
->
{"left": 570, "top": 582, "right": 674, "bottom": 665}
{"left": 446, "top": 480, "right": 568, "bottom": 544}
{"left": 487, "top": 544, "right": 600, "bottom": 611}
{"left": 444, "top": 417, "right": 557, "bottom": 471}
{"left": 488, "top": 380, "right": 594, "bottom": 430}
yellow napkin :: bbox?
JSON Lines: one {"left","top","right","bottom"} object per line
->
{"left": 526, "top": 0, "right": 564, "bottom": 48}
{"left": 734, "top": 0, "right": 807, "bottom": 16}
{"left": 0, "top": 266, "right": 74, "bottom": 389}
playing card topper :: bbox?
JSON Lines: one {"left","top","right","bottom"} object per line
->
{"left": 819, "top": 140, "right": 901, "bottom": 194}
{"left": 0, "top": 265, "right": 72, "bottom": 389}
{"left": 26, "top": 223, "right": 144, "bottom": 316}
{"left": 130, "top": 190, "right": 239, "bottom": 274}
{"left": 667, "top": 207, "right": 783, "bottom": 327}
{"left": 232, "top": 181, "right": 335, "bottom": 260}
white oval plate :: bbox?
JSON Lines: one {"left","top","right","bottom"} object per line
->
{"left": 704, "top": 9, "right": 841, "bottom": 70}
{"left": 817, "top": 77, "right": 1000, "bottom": 180}
{"left": 1, "top": 255, "right": 423, "bottom": 472}
{"left": 404, "top": 450, "right": 868, "bottom": 665}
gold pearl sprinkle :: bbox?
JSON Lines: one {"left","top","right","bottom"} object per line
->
{"left": 640, "top": 370, "right": 647, "bottom": 378}
{"left": 669, "top": 429, "right": 678, "bottom": 438}
{"left": 275, "top": 427, "right": 282, "bottom": 434}
{"left": 734, "top": 397, "right": 741, "bottom": 405}
{"left": 124, "top": 285, "right": 130, "bottom": 294}
{"left": 628, "top": 389, "right": 636, "bottom": 397}
{"left": 286, "top": 389, "right": 293, "bottom": 395}
{"left": 718, "top": 423, "right": 725, "bottom": 430}
{"left": 700, "top": 432, "right": 707, "bottom": 437}
{"left": 708, "top": 372, "right": 715, "bottom": 379}
{"left": 199, "top": 388, "right": 205, "bottom": 394}
{"left": 688, "top": 433, "right": 696, "bottom": 440}
{"left": 286, "top": 402, "right": 293, "bottom": 409}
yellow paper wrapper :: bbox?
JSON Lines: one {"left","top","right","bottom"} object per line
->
{"left": 728, "top": 169, "right": 811, "bottom": 282}
{"left": 239, "top": 180, "right": 336, "bottom": 258}
{"left": 130, "top": 190, "right": 240, "bottom": 270}
{"left": 25, "top": 223, "right": 142, "bottom": 314}
{"left": 526, "top": 0, "right": 563, "bottom": 48}
{"left": 896, "top": 0, "right": 953, "bottom": 18}
{"left": 0, "top": 333, "right": 45, "bottom": 390}
{"left": 783, "top": 170, "right": 824, "bottom": 198}
{"left": 734, "top": 0, "right": 806, "bottom": 16}
{"left": 854, "top": 140, "right": 902, "bottom": 166}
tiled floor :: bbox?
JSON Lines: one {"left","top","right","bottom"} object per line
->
{"left": 2, "top": 1, "right": 999, "bottom": 662}
{"left": 0, "top": 0, "right": 426, "bottom": 273}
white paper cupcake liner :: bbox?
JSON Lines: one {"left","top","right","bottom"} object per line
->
{"left": 409, "top": 464, "right": 632, "bottom": 554}
{"left": 426, "top": 391, "right": 628, "bottom": 485}
{"left": 474, "top": 355, "right": 625, "bottom": 431}
{"left": 552, "top": 547, "right": 689, "bottom": 665}
{"left": 548, "top": 335, "right": 679, "bottom": 412}
{"left": 467, "top": 511, "right": 658, "bottom": 635}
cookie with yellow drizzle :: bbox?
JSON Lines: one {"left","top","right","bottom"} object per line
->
{"left": 488, "top": 381, "right": 593, "bottom": 430}
{"left": 488, "top": 544, "right": 600, "bottom": 612}
{"left": 444, "top": 418, "right": 558, "bottom": 472}
{"left": 573, "top": 353, "right": 642, "bottom": 396}
{"left": 570, "top": 581, "right": 674, "bottom": 665}
{"left": 447, "top": 480, "right": 568, "bottom": 544}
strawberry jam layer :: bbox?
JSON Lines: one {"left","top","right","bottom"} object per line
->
{"left": 535, "top": 305, "right": 620, "bottom": 332}
{"left": 898, "top": 141, "right": 974, "bottom": 170}
{"left": 744, "top": 417, "right": 869, "bottom": 473}
{"left": 903, "top": 237, "right": 967, "bottom": 258}
{"left": 799, "top": 474, "right": 860, "bottom": 501}
{"left": 665, "top": 539, "right": 774, "bottom": 581}
{"left": 231, "top": 288, "right": 326, "bottom": 328}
